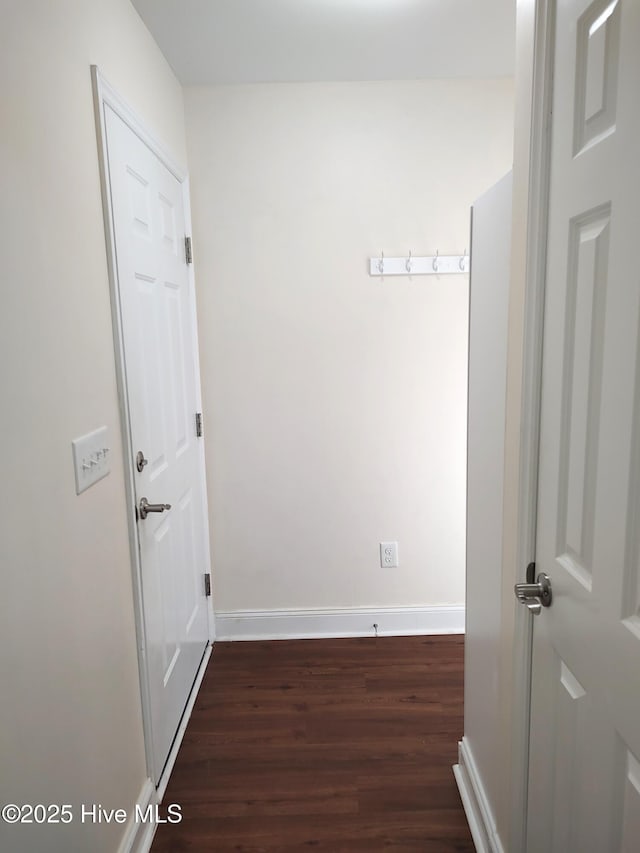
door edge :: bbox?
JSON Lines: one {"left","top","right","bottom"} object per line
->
{"left": 506, "top": 1, "right": 555, "bottom": 850}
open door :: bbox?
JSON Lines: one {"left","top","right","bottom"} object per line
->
{"left": 520, "top": 1, "right": 640, "bottom": 849}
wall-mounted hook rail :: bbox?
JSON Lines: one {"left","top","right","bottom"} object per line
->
{"left": 369, "top": 253, "right": 470, "bottom": 277}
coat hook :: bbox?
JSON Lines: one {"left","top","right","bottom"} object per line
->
{"left": 459, "top": 249, "right": 467, "bottom": 272}
{"left": 406, "top": 249, "right": 412, "bottom": 273}
{"left": 432, "top": 249, "right": 439, "bottom": 272}
{"left": 378, "top": 251, "right": 384, "bottom": 275}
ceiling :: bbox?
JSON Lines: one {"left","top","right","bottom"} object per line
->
{"left": 131, "top": 0, "right": 516, "bottom": 85}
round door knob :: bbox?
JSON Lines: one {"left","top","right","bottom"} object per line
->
{"left": 136, "top": 451, "right": 149, "bottom": 473}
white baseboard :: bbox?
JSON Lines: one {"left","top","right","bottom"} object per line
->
{"left": 214, "top": 605, "right": 465, "bottom": 641}
{"left": 117, "top": 778, "right": 156, "bottom": 853}
{"left": 453, "top": 738, "right": 505, "bottom": 853}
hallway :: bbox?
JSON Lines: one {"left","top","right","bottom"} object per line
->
{"left": 152, "top": 635, "right": 472, "bottom": 852}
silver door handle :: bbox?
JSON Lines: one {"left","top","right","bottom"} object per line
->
{"left": 138, "top": 497, "right": 171, "bottom": 520}
{"left": 514, "top": 572, "right": 552, "bottom": 615}
{"left": 135, "top": 450, "right": 149, "bottom": 473}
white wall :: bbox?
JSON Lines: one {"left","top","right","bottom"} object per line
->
{"left": 185, "top": 80, "right": 514, "bottom": 616}
{"left": 460, "top": 171, "right": 513, "bottom": 851}
{"left": 0, "top": 2, "right": 188, "bottom": 851}
{"left": 456, "top": 3, "right": 540, "bottom": 848}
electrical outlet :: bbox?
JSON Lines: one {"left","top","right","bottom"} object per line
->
{"left": 380, "top": 541, "right": 398, "bottom": 568}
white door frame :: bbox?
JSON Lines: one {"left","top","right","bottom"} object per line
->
{"left": 91, "top": 66, "right": 215, "bottom": 795}
{"left": 507, "top": 2, "right": 555, "bottom": 849}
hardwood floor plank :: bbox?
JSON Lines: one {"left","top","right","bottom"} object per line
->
{"left": 152, "top": 635, "right": 473, "bottom": 852}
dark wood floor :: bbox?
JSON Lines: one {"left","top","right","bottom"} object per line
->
{"left": 152, "top": 635, "right": 473, "bottom": 852}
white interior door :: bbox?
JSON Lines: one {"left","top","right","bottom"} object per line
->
{"left": 104, "top": 104, "right": 211, "bottom": 781}
{"left": 527, "top": 0, "right": 640, "bottom": 850}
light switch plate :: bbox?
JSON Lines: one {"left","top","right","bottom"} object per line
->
{"left": 72, "top": 426, "right": 111, "bottom": 495}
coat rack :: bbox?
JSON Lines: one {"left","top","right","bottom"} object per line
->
{"left": 369, "top": 251, "right": 469, "bottom": 277}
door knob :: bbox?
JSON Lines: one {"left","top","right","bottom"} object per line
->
{"left": 138, "top": 497, "right": 171, "bottom": 520}
{"left": 514, "top": 572, "right": 552, "bottom": 615}
{"left": 135, "top": 450, "right": 148, "bottom": 473}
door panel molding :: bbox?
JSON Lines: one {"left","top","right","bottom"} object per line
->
{"left": 91, "top": 66, "right": 215, "bottom": 790}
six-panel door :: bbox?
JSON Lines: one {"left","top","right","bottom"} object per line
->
{"left": 104, "top": 104, "right": 210, "bottom": 781}
{"left": 529, "top": 1, "right": 640, "bottom": 850}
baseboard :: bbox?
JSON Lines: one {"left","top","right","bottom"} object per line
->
{"left": 214, "top": 605, "right": 465, "bottom": 641}
{"left": 117, "top": 778, "right": 156, "bottom": 853}
{"left": 453, "top": 738, "right": 505, "bottom": 853}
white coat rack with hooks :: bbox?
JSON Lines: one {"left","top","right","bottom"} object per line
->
{"left": 369, "top": 250, "right": 469, "bottom": 277}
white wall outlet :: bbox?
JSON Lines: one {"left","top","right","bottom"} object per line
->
{"left": 380, "top": 541, "right": 399, "bottom": 568}
{"left": 72, "top": 426, "right": 111, "bottom": 495}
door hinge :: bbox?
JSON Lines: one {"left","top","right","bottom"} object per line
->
{"left": 204, "top": 573, "right": 211, "bottom": 597}
{"left": 195, "top": 412, "right": 203, "bottom": 437}
{"left": 185, "top": 236, "right": 193, "bottom": 265}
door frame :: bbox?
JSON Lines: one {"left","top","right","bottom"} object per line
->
{"left": 507, "top": 1, "right": 555, "bottom": 849}
{"left": 91, "top": 66, "right": 215, "bottom": 793}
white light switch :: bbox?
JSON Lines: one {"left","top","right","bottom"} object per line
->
{"left": 72, "top": 426, "right": 111, "bottom": 495}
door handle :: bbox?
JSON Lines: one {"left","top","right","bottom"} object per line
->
{"left": 514, "top": 572, "right": 552, "bottom": 615}
{"left": 138, "top": 497, "right": 172, "bottom": 520}
{"left": 135, "top": 450, "right": 149, "bottom": 473}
